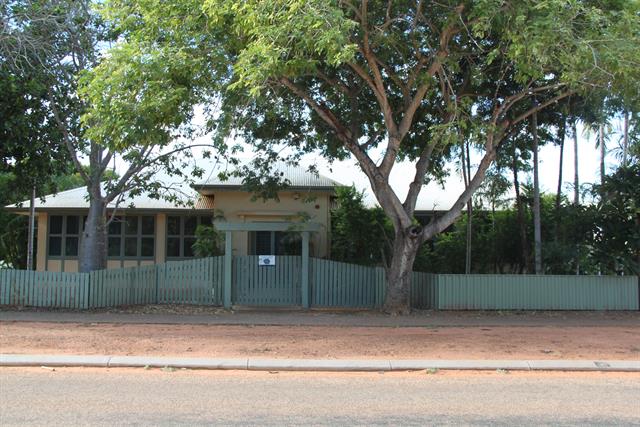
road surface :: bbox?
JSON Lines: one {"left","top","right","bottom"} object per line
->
{"left": 1, "top": 368, "right": 639, "bottom": 426}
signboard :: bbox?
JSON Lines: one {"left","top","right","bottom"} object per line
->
{"left": 258, "top": 255, "right": 276, "bottom": 267}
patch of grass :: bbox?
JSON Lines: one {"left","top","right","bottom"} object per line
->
{"left": 161, "top": 366, "right": 176, "bottom": 372}
{"left": 496, "top": 368, "right": 509, "bottom": 374}
{"left": 425, "top": 368, "right": 439, "bottom": 375}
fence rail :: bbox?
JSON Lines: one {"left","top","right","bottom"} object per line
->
{"left": 0, "top": 257, "right": 638, "bottom": 310}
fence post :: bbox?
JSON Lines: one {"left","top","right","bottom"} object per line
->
{"left": 301, "top": 232, "right": 310, "bottom": 309}
{"left": 84, "top": 272, "right": 90, "bottom": 309}
{"left": 224, "top": 231, "right": 232, "bottom": 308}
{"left": 154, "top": 264, "right": 159, "bottom": 304}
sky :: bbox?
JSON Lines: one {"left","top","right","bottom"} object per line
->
{"left": 305, "top": 121, "right": 609, "bottom": 210}
{"left": 111, "top": 119, "right": 624, "bottom": 212}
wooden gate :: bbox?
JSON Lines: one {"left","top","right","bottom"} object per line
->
{"left": 232, "top": 255, "right": 301, "bottom": 306}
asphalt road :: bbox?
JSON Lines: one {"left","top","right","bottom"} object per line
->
{"left": 1, "top": 368, "right": 639, "bottom": 426}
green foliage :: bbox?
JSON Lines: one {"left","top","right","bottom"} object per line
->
{"left": 591, "top": 164, "right": 640, "bottom": 275}
{"left": 330, "top": 186, "right": 391, "bottom": 266}
{"left": 88, "top": 0, "right": 640, "bottom": 285}
{"left": 0, "top": 22, "right": 72, "bottom": 197}
{"left": 192, "top": 224, "right": 225, "bottom": 258}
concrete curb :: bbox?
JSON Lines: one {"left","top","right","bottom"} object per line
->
{"left": 1, "top": 354, "right": 639, "bottom": 372}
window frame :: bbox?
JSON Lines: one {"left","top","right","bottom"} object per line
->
{"left": 47, "top": 215, "right": 82, "bottom": 259}
{"left": 249, "top": 230, "right": 302, "bottom": 256}
{"left": 166, "top": 215, "right": 212, "bottom": 259}
{"left": 107, "top": 215, "right": 156, "bottom": 260}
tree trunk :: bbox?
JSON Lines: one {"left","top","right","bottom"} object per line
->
{"left": 532, "top": 112, "right": 542, "bottom": 274}
{"left": 26, "top": 185, "right": 36, "bottom": 270}
{"left": 572, "top": 120, "right": 580, "bottom": 275}
{"left": 513, "top": 148, "right": 529, "bottom": 274}
{"left": 555, "top": 119, "right": 565, "bottom": 215}
{"left": 491, "top": 203, "right": 498, "bottom": 274}
{"left": 465, "top": 142, "right": 472, "bottom": 274}
{"left": 622, "top": 111, "right": 629, "bottom": 168}
{"left": 572, "top": 120, "right": 579, "bottom": 205}
{"left": 383, "top": 227, "right": 421, "bottom": 315}
{"left": 599, "top": 122, "right": 606, "bottom": 184}
{"left": 79, "top": 190, "right": 108, "bottom": 272}
{"left": 461, "top": 141, "right": 472, "bottom": 274}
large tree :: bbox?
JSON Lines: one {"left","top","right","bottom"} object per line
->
{"left": 2, "top": 0, "right": 221, "bottom": 272}
{"left": 95, "top": 0, "right": 639, "bottom": 312}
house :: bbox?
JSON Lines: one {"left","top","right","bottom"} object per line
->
{"left": 5, "top": 164, "right": 340, "bottom": 272}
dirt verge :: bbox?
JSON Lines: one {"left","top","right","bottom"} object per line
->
{"left": 1, "top": 321, "right": 638, "bottom": 360}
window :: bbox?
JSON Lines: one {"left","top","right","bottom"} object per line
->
{"left": 166, "top": 215, "right": 212, "bottom": 258}
{"left": 249, "top": 231, "right": 301, "bottom": 255}
{"left": 48, "top": 215, "right": 82, "bottom": 257}
{"left": 107, "top": 215, "right": 155, "bottom": 258}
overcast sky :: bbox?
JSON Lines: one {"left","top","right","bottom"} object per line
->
{"left": 110, "top": 118, "right": 624, "bottom": 211}
{"left": 306, "top": 121, "right": 609, "bottom": 210}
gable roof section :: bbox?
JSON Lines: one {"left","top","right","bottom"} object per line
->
{"left": 195, "top": 163, "right": 342, "bottom": 192}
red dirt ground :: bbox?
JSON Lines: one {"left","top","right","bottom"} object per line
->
{"left": 1, "top": 321, "right": 639, "bottom": 360}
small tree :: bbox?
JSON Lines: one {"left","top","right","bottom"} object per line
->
{"left": 2, "top": 0, "right": 224, "bottom": 271}
{"left": 330, "top": 186, "right": 391, "bottom": 266}
{"left": 192, "top": 224, "right": 225, "bottom": 258}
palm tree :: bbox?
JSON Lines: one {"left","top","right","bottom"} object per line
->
{"left": 572, "top": 120, "right": 580, "bottom": 205}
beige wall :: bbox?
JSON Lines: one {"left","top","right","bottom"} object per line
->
{"left": 155, "top": 213, "right": 167, "bottom": 264}
{"left": 36, "top": 213, "right": 48, "bottom": 271}
{"left": 213, "top": 190, "right": 332, "bottom": 257}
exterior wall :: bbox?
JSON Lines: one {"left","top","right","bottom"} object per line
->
{"left": 36, "top": 212, "right": 48, "bottom": 271}
{"left": 33, "top": 189, "right": 333, "bottom": 272}
{"left": 212, "top": 190, "right": 332, "bottom": 257}
{"left": 155, "top": 213, "right": 167, "bottom": 264}
{"left": 39, "top": 212, "right": 167, "bottom": 272}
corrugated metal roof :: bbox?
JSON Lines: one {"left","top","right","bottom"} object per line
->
{"left": 196, "top": 163, "right": 342, "bottom": 190}
{"left": 5, "top": 164, "right": 342, "bottom": 212}
{"left": 5, "top": 185, "right": 200, "bottom": 212}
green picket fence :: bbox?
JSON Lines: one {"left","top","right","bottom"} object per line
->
{"left": 158, "top": 257, "right": 224, "bottom": 305}
{"left": 0, "top": 269, "right": 89, "bottom": 309}
{"left": 435, "top": 274, "right": 639, "bottom": 310}
{"left": 90, "top": 264, "right": 158, "bottom": 308}
{"left": 310, "top": 258, "right": 385, "bottom": 308}
{"left": 0, "top": 257, "right": 638, "bottom": 310}
{"left": 234, "top": 256, "right": 302, "bottom": 306}
{"left": 309, "top": 260, "right": 438, "bottom": 309}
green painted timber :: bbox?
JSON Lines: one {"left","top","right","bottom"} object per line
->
{"left": 301, "top": 232, "right": 310, "bottom": 308}
{"left": 1, "top": 259, "right": 637, "bottom": 311}
{"left": 90, "top": 265, "right": 157, "bottom": 308}
{"left": 309, "top": 259, "right": 436, "bottom": 309}
{"left": 0, "top": 269, "right": 89, "bottom": 309}
{"left": 436, "top": 274, "right": 639, "bottom": 310}
{"left": 411, "top": 272, "right": 438, "bottom": 309}
{"left": 310, "top": 258, "right": 381, "bottom": 308}
{"left": 157, "top": 257, "right": 224, "bottom": 305}
{"left": 223, "top": 231, "right": 232, "bottom": 308}
{"left": 232, "top": 255, "right": 301, "bottom": 306}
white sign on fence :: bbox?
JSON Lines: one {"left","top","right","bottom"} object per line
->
{"left": 258, "top": 255, "right": 276, "bottom": 267}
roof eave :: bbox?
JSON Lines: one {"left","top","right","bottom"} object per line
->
{"left": 194, "top": 184, "right": 337, "bottom": 193}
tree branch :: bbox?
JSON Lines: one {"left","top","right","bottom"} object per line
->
{"left": 47, "top": 90, "right": 90, "bottom": 185}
